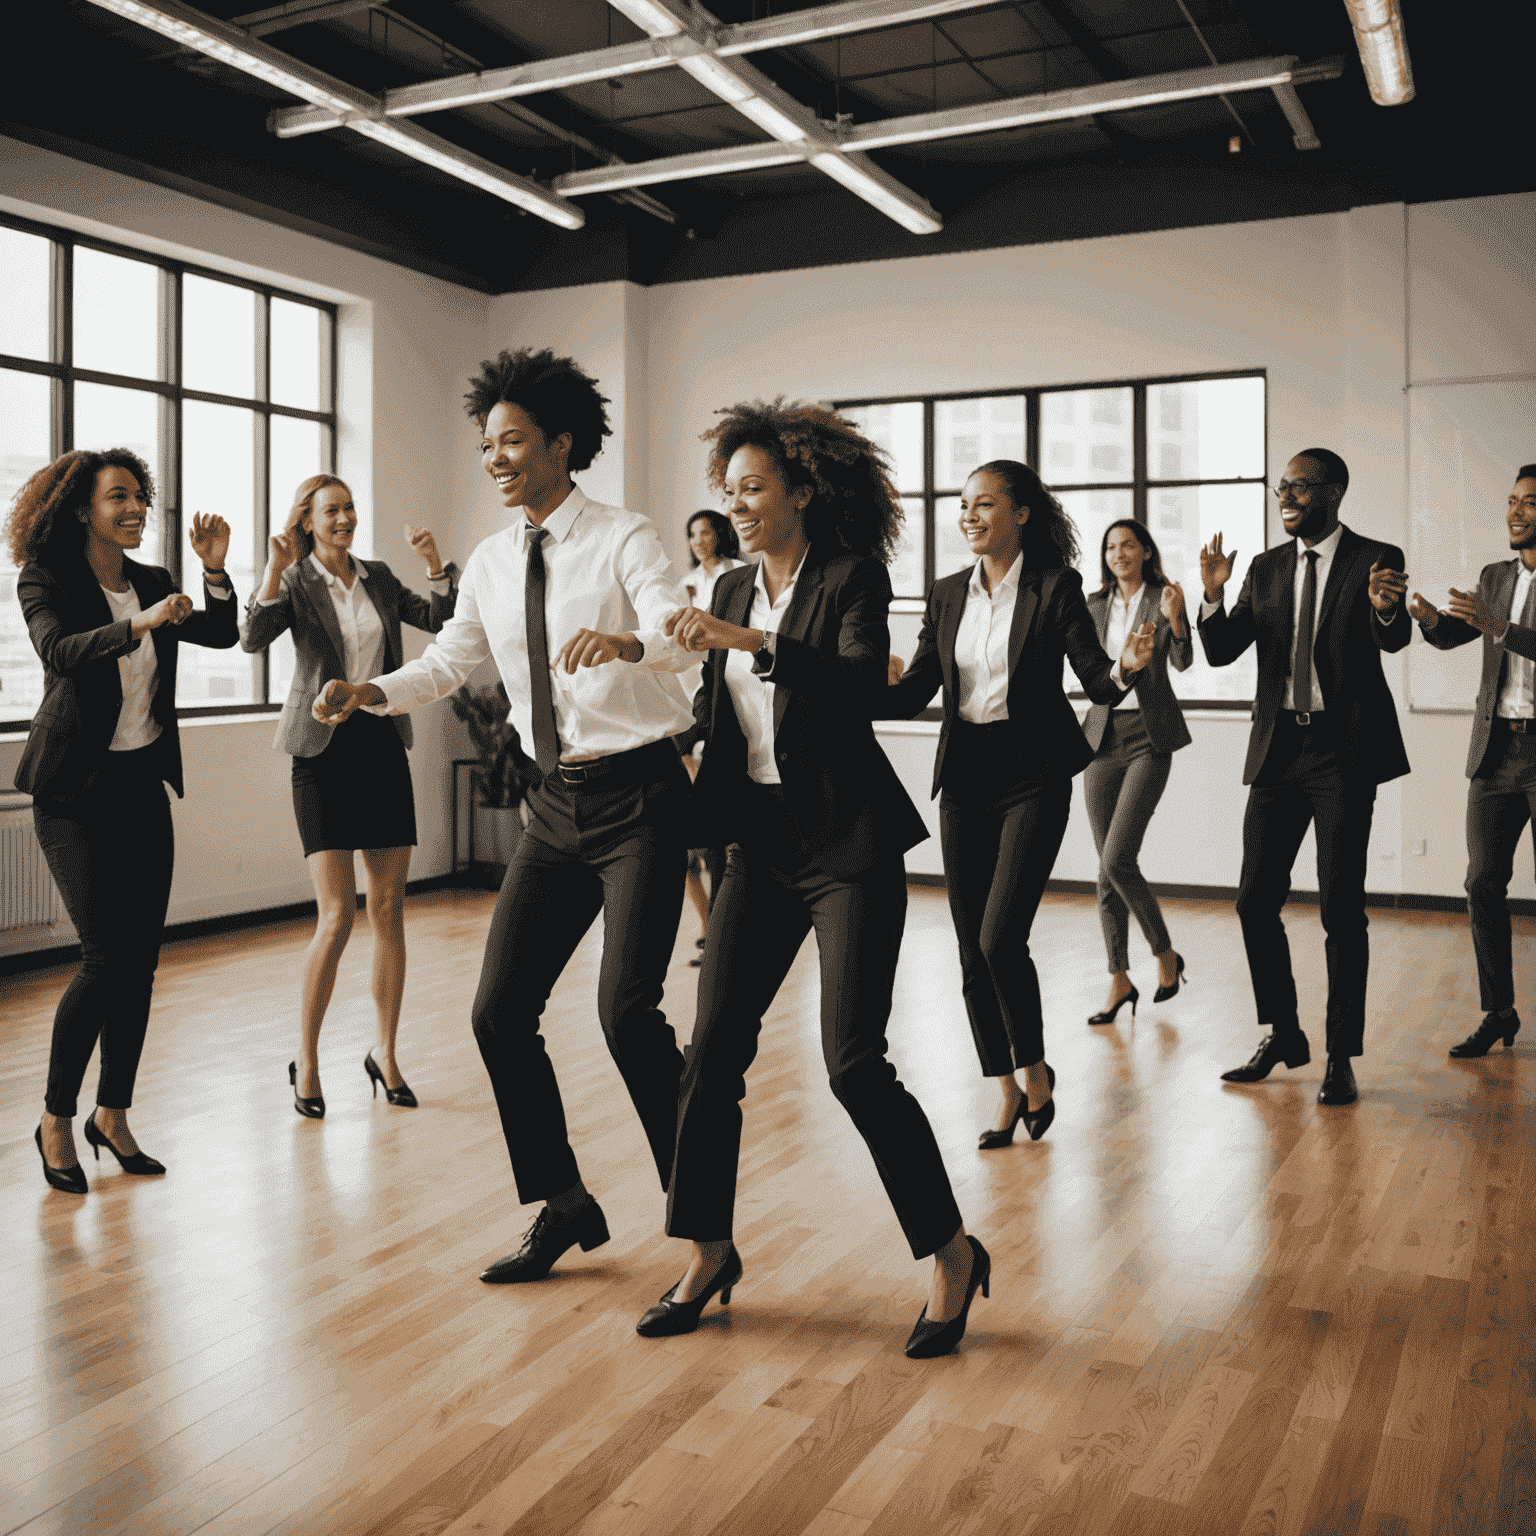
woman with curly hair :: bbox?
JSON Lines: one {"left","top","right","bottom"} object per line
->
{"left": 626, "top": 399, "right": 989, "bottom": 1360}
{"left": 242, "top": 474, "right": 457, "bottom": 1117}
{"left": 879, "top": 462, "right": 1154, "bottom": 1151}
{"left": 7, "top": 448, "right": 239, "bottom": 1193}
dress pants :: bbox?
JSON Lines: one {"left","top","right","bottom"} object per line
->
{"left": 1236, "top": 714, "right": 1377, "bottom": 1056}
{"left": 1464, "top": 724, "right": 1536, "bottom": 1012}
{"left": 667, "top": 786, "right": 962, "bottom": 1260}
{"left": 938, "top": 723, "right": 1072, "bottom": 1077}
{"left": 1083, "top": 711, "right": 1174, "bottom": 973}
{"left": 470, "top": 740, "right": 688, "bottom": 1205}
{"left": 34, "top": 743, "right": 175, "bottom": 1118}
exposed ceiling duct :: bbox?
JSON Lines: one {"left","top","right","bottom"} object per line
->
{"left": 1341, "top": 0, "right": 1415, "bottom": 106}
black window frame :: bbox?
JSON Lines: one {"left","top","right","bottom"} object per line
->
{"left": 837, "top": 368, "right": 1268, "bottom": 711}
{"left": 0, "top": 209, "right": 338, "bottom": 731}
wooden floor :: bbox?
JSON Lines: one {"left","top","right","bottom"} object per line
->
{"left": 1, "top": 884, "right": 1532, "bottom": 1536}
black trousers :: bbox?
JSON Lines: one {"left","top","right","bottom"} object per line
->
{"left": 668, "top": 787, "right": 962, "bottom": 1260}
{"left": 34, "top": 743, "right": 175, "bottom": 1118}
{"left": 470, "top": 740, "right": 688, "bottom": 1205}
{"left": 1236, "top": 715, "right": 1377, "bottom": 1056}
{"left": 1465, "top": 725, "right": 1536, "bottom": 1013}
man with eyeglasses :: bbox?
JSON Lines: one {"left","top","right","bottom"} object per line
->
{"left": 1410, "top": 464, "right": 1536, "bottom": 1060}
{"left": 1197, "top": 448, "right": 1411, "bottom": 1105}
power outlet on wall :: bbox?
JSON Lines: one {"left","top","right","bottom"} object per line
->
{"left": 1411, "top": 840, "right": 1426, "bottom": 856}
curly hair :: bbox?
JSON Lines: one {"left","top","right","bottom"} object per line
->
{"left": 685, "top": 509, "right": 740, "bottom": 566}
{"left": 283, "top": 473, "right": 350, "bottom": 559}
{"left": 5, "top": 448, "right": 156, "bottom": 569}
{"left": 703, "top": 399, "right": 903, "bottom": 565}
{"left": 464, "top": 347, "right": 611, "bottom": 474}
{"left": 969, "top": 459, "right": 1080, "bottom": 570}
{"left": 1096, "top": 518, "right": 1168, "bottom": 593}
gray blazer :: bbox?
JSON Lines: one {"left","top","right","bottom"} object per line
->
{"left": 242, "top": 556, "right": 457, "bottom": 758}
{"left": 1418, "top": 557, "right": 1536, "bottom": 778}
{"left": 1082, "top": 583, "right": 1193, "bottom": 754}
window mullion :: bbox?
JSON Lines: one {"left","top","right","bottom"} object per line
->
{"left": 1132, "top": 382, "right": 1147, "bottom": 526}
{"left": 57, "top": 240, "right": 73, "bottom": 454}
{"left": 923, "top": 397, "right": 935, "bottom": 594}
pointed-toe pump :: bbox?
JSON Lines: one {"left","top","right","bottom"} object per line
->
{"left": 1023, "top": 1064, "right": 1056, "bottom": 1142}
{"left": 905, "top": 1235, "right": 992, "bottom": 1359}
{"left": 1088, "top": 983, "right": 1138, "bottom": 1025}
{"left": 1153, "top": 953, "right": 1189, "bottom": 1004}
{"left": 977, "top": 1100, "right": 1025, "bottom": 1151}
{"left": 364, "top": 1051, "right": 417, "bottom": 1107}
{"left": 636, "top": 1247, "right": 743, "bottom": 1337}
{"left": 35, "top": 1125, "right": 88, "bottom": 1195}
{"left": 289, "top": 1061, "right": 325, "bottom": 1119}
{"left": 83, "top": 1114, "right": 165, "bottom": 1175}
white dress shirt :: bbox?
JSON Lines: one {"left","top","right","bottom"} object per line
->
{"left": 103, "top": 585, "right": 162, "bottom": 752}
{"left": 373, "top": 486, "right": 695, "bottom": 763}
{"left": 955, "top": 555, "right": 1022, "bottom": 723}
{"left": 684, "top": 557, "right": 747, "bottom": 615}
{"left": 1495, "top": 562, "right": 1536, "bottom": 717}
{"left": 307, "top": 554, "right": 387, "bottom": 686}
{"left": 1102, "top": 585, "right": 1145, "bottom": 712}
{"left": 724, "top": 549, "right": 807, "bottom": 784}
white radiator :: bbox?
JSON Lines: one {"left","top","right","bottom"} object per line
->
{"left": 1, "top": 808, "right": 62, "bottom": 933}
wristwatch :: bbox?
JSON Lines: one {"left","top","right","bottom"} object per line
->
{"left": 752, "top": 632, "right": 775, "bottom": 674}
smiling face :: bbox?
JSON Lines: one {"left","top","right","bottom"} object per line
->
{"left": 1103, "top": 523, "right": 1148, "bottom": 588}
{"left": 80, "top": 465, "right": 149, "bottom": 556}
{"left": 481, "top": 401, "right": 572, "bottom": 513}
{"left": 688, "top": 515, "right": 719, "bottom": 565}
{"left": 1277, "top": 454, "right": 1343, "bottom": 543}
{"left": 723, "top": 444, "right": 809, "bottom": 559}
{"left": 1508, "top": 477, "right": 1536, "bottom": 550}
{"left": 959, "top": 470, "right": 1028, "bottom": 564}
{"left": 304, "top": 482, "right": 357, "bottom": 555}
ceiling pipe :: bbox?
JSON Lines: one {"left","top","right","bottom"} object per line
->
{"left": 1341, "top": 0, "right": 1415, "bottom": 106}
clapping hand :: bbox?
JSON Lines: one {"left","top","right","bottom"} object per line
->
{"left": 887, "top": 654, "right": 906, "bottom": 685}
{"left": 1368, "top": 560, "right": 1408, "bottom": 612}
{"left": 189, "top": 513, "right": 231, "bottom": 576}
{"left": 404, "top": 523, "right": 443, "bottom": 574}
{"left": 1407, "top": 592, "right": 1440, "bottom": 628}
{"left": 1445, "top": 586, "right": 1506, "bottom": 637}
{"left": 133, "top": 593, "right": 194, "bottom": 635}
{"left": 1199, "top": 533, "right": 1238, "bottom": 603}
{"left": 663, "top": 606, "right": 756, "bottom": 655}
{"left": 1160, "top": 580, "right": 1188, "bottom": 636}
{"left": 266, "top": 526, "right": 300, "bottom": 575}
{"left": 1120, "top": 621, "right": 1156, "bottom": 676}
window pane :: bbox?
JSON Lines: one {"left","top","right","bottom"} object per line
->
{"left": 183, "top": 275, "right": 255, "bottom": 399}
{"left": 271, "top": 297, "right": 323, "bottom": 410}
{"left": 266, "top": 415, "right": 327, "bottom": 701}
{"left": 0, "top": 228, "right": 52, "bottom": 362}
{"left": 74, "top": 383, "right": 164, "bottom": 516}
{"left": 179, "top": 401, "right": 258, "bottom": 706}
{"left": 0, "top": 370, "right": 54, "bottom": 718}
{"left": 1147, "top": 376, "right": 1264, "bottom": 481}
{"left": 889, "top": 495, "right": 924, "bottom": 600}
{"left": 934, "top": 495, "right": 972, "bottom": 581}
{"left": 844, "top": 401, "right": 922, "bottom": 494}
{"left": 935, "top": 396, "right": 1025, "bottom": 490}
{"left": 1041, "top": 387, "right": 1132, "bottom": 483}
{"left": 73, "top": 247, "right": 160, "bottom": 380}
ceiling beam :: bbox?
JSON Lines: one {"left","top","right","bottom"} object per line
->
{"left": 231, "top": 0, "right": 381, "bottom": 37}
{"left": 557, "top": 140, "right": 808, "bottom": 195}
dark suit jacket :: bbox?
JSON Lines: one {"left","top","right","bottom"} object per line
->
{"left": 241, "top": 556, "right": 457, "bottom": 757}
{"left": 689, "top": 548, "right": 929, "bottom": 879}
{"left": 1082, "top": 583, "right": 1194, "bottom": 755}
{"left": 14, "top": 556, "right": 240, "bottom": 801}
{"left": 874, "top": 563, "right": 1128, "bottom": 797}
{"left": 1417, "top": 557, "right": 1536, "bottom": 778}
{"left": 1197, "top": 524, "right": 1411, "bottom": 786}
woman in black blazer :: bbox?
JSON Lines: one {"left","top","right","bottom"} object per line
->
{"left": 632, "top": 401, "right": 988, "bottom": 1360}
{"left": 1081, "top": 520, "right": 1193, "bottom": 1025}
{"left": 880, "top": 461, "right": 1153, "bottom": 1151}
{"left": 7, "top": 448, "right": 238, "bottom": 1193}
{"left": 242, "top": 474, "right": 455, "bottom": 1117}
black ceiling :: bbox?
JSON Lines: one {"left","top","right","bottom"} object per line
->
{"left": 5, "top": 2, "right": 1526, "bottom": 294}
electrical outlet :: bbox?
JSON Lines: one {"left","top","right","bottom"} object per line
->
{"left": 1411, "top": 839, "right": 1426, "bottom": 856}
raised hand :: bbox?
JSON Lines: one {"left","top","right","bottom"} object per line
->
{"left": 887, "top": 654, "right": 906, "bottom": 685}
{"left": 268, "top": 526, "right": 300, "bottom": 574}
{"left": 1368, "top": 559, "right": 1408, "bottom": 612}
{"left": 1160, "top": 580, "right": 1187, "bottom": 636}
{"left": 188, "top": 512, "right": 231, "bottom": 573}
{"left": 132, "top": 593, "right": 194, "bottom": 635}
{"left": 1446, "top": 586, "right": 1507, "bottom": 637}
{"left": 1407, "top": 592, "right": 1439, "bottom": 628}
{"left": 404, "top": 522, "right": 443, "bottom": 574}
{"left": 1199, "top": 533, "right": 1237, "bottom": 603}
{"left": 553, "top": 629, "right": 642, "bottom": 671}
{"left": 1121, "top": 621, "right": 1156, "bottom": 676}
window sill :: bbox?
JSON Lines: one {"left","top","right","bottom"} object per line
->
{"left": 0, "top": 706, "right": 281, "bottom": 745}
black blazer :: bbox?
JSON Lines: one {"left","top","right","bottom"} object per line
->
{"left": 1417, "top": 557, "right": 1536, "bottom": 779}
{"left": 875, "top": 563, "right": 1128, "bottom": 797}
{"left": 1197, "top": 524, "right": 1411, "bottom": 786}
{"left": 1082, "top": 583, "right": 1193, "bottom": 755}
{"left": 689, "top": 548, "right": 929, "bottom": 879}
{"left": 14, "top": 556, "right": 240, "bottom": 801}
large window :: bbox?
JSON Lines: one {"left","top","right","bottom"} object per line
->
{"left": 841, "top": 372, "right": 1266, "bottom": 705}
{"left": 0, "top": 214, "right": 336, "bottom": 728}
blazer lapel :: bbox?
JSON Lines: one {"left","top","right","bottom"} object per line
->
{"left": 1491, "top": 559, "right": 1520, "bottom": 688}
{"left": 364, "top": 562, "right": 402, "bottom": 670}
{"left": 1132, "top": 585, "right": 1158, "bottom": 637}
{"left": 937, "top": 576, "right": 966, "bottom": 701}
{"left": 298, "top": 558, "right": 348, "bottom": 671}
{"left": 771, "top": 555, "right": 825, "bottom": 739}
{"left": 1316, "top": 527, "right": 1362, "bottom": 635}
{"left": 1273, "top": 540, "right": 1299, "bottom": 665}
{"left": 1089, "top": 589, "right": 1110, "bottom": 644}
{"left": 1007, "top": 569, "right": 1040, "bottom": 679}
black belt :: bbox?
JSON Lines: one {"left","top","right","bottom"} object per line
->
{"left": 550, "top": 738, "right": 671, "bottom": 786}
{"left": 1496, "top": 717, "right": 1536, "bottom": 734}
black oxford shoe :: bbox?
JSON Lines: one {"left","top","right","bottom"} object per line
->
{"left": 1317, "top": 1056, "right": 1359, "bottom": 1106}
{"left": 1221, "top": 1030, "right": 1311, "bottom": 1083}
{"left": 1449, "top": 1009, "right": 1520, "bottom": 1058}
{"left": 480, "top": 1196, "right": 610, "bottom": 1283}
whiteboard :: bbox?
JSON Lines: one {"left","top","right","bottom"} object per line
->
{"left": 1407, "top": 379, "right": 1536, "bottom": 712}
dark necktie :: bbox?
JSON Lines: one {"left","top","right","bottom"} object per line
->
{"left": 1293, "top": 549, "right": 1319, "bottom": 714}
{"left": 524, "top": 527, "right": 560, "bottom": 775}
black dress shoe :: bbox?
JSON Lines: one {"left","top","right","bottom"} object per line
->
{"left": 1153, "top": 953, "right": 1189, "bottom": 1004}
{"left": 1088, "top": 983, "right": 1138, "bottom": 1025}
{"left": 1449, "top": 1009, "right": 1521, "bottom": 1058}
{"left": 636, "top": 1246, "right": 743, "bottom": 1337}
{"left": 1317, "top": 1057, "right": 1358, "bottom": 1106}
{"left": 83, "top": 1113, "right": 165, "bottom": 1175}
{"left": 289, "top": 1061, "right": 325, "bottom": 1119}
{"left": 977, "top": 1101, "right": 1024, "bottom": 1151}
{"left": 35, "top": 1125, "right": 88, "bottom": 1195}
{"left": 1023, "top": 1064, "right": 1057, "bottom": 1143}
{"left": 364, "top": 1051, "right": 418, "bottom": 1107}
{"left": 905, "top": 1235, "right": 991, "bottom": 1359}
{"left": 1221, "top": 1030, "right": 1311, "bottom": 1083}
{"left": 480, "top": 1197, "right": 610, "bottom": 1283}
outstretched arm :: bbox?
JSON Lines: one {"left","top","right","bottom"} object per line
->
{"left": 874, "top": 590, "right": 944, "bottom": 719}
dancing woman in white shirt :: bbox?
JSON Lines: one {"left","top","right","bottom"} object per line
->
{"left": 243, "top": 476, "right": 456, "bottom": 1116}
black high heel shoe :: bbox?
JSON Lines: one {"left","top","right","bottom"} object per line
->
{"left": 905, "top": 1235, "right": 991, "bottom": 1359}
{"left": 289, "top": 1061, "right": 325, "bottom": 1119}
{"left": 1153, "top": 953, "right": 1188, "bottom": 1004}
{"left": 1023, "top": 1063, "right": 1056, "bottom": 1142}
{"left": 636, "top": 1246, "right": 743, "bottom": 1337}
{"left": 35, "top": 1125, "right": 88, "bottom": 1195}
{"left": 83, "top": 1113, "right": 165, "bottom": 1175}
{"left": 1088, "top": 983, "right": 1138, "bottom": 1025}
{"left": 977, "top": 1101, "right": 1025, "bottom": 1151}
{"left": 364, "top": 1051, "right": 418, "bottom": 1107}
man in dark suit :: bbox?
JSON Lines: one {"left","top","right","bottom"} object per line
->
{"left": 1409, "top": 463, "right": 1536, "bottom": 1058}
{"left": 1198, "top": 448, "right": 1412, "bottom": 1105}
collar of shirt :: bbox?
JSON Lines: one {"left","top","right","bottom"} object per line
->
{"left": 309, "top": 551, "right": 367, "bottom": 588}
{"left": 967, "top": 552, "right": 1022, "bottom": 601}
{"left": 752, "top": 545, "right": 811, "bottom": 613}
{"left": 519, "top": 485, "right": 586, "bottom": 546}
{"left": 1295, "top": 523, "right": 1344, "bottom": 566}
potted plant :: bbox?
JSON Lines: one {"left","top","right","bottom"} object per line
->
{"left": 449, "top": 682, "right": 536, "bottom": 881}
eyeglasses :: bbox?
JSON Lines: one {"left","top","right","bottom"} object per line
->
{"left": 1267, "top": 478, "right": 1337, "bottom": 500}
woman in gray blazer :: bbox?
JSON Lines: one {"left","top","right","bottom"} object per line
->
{"left": 1082, "top": 519, "right": 1193, "bottom": 1024}
{"left": 243, "top": 474, "right": 456, "bottom": 1116}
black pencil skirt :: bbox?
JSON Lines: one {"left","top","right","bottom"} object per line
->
{"left": 291, "top": 711, "right": 416, "bottom": 856}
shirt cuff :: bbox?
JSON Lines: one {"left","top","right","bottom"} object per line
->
{"left": 429, "top": 575, "right": 451, "bottom": 596}
{"left": 1199, "top": 598, "right": 1222, "bottom": 620}
{"left": 1372, "top": 602, "right": 1400, "bottom": 625}
{"left": 256, "top": 595, "right": 281, "bottom": 607}
{"left": 205, "top": 581, "right": 234, "bottom": 601}
{"left": 630, "top": 626, "right": 695, "bottom": 672}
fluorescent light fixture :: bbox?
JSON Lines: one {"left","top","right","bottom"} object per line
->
{"left": 678, "top": 50, "right": 756, "bottom": 103}
{"left": 809, "top": 152, "right": 941, "bottom": 235}
{"left": 556, "top": 140, "right": 806, "bottom": 195}
{"left": 606, "top": 0, "right": 685, "bottom": 37}
{"left": 1342, "top": 0, "right": 1415, "bottom": 106}
{"left": 735, "top": 95, "right": 808, "bottom": 142}
{"left": 717, "top": 0, "right": 1002, "bottom": 54}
